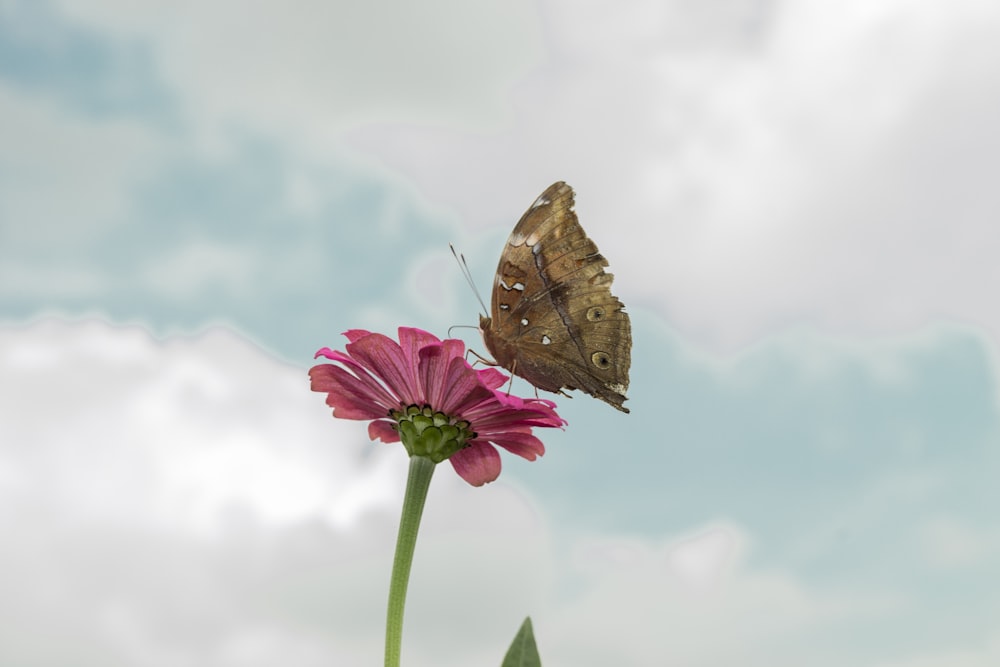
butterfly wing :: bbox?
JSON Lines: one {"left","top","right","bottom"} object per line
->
{"left": 480, "top": 182, "right": 632, "bottom": 412}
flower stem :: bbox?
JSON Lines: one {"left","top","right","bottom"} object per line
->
{"left": 385, "top": 454, "right": 436, "bottom": 667}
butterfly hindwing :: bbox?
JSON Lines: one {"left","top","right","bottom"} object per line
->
{"left": 479, "top": 182, "right": 632, "bottom": 412}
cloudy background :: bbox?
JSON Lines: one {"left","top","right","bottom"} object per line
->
{"left": 2, "top": 1, "right": 1000, "bottom": 665}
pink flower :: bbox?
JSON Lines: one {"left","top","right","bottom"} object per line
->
{"left": 309, "top": 327, "right": 565, "bottom": 486}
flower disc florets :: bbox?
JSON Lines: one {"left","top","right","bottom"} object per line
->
{"left": 391, "top": 405, "right": 476, "bottom": 463}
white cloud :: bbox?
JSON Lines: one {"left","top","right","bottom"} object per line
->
{"left": 26, "top": 1, "right": 1000, "bottom": 356}
{"left": 916, "top": 514, "right": 997, "bottom": 569}
{"left": 52, "top": 0, "right": 543, "bottom": 148}
{"left": 570, "top": 524, "right": 741, "bottom": 589}
{"left": 341, "top": 0, "right": 1000, "bottom": 355}
{"left": 545, "top": 524, "right": 892, "bottom": 667}
{"left": 0, "top": 318, "right": 932, "bottom": 666}
{"left": 874, "top": 637, "right": 1000, "bottom": 667}
{"left": 665, "top": 524, "right": 740, "bottom": 589}
{"left": 0, "top": 318, "right": 523, "bottom": 664}
{"left": 5, "top": 1, "right": 1000, "bottom": 659}
{"left": 0, "top": 318, "right": 399, "bottom": 533}
{"left": 0, "top": 319, "right": 573, "bottom": 664}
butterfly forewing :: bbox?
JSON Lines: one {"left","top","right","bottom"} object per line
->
{"left": 480, "top": 182, "right": 632, "bottom": 413}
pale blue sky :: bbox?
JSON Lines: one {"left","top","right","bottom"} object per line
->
{"left": 2, "top": 1, "right": 1000, "bottom": 665}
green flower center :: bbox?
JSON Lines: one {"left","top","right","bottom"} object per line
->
{"left": 389, "top": 405, "right": 477, "bottom": 463}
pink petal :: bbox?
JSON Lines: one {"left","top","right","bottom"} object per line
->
{"left": 495, "top": 395, "right": 565, "bottom": 425}
{"left": 397, "top": 327, "right": 442, "bottom": 369}
{"left": 310, "top": 358, "right": 391, "bottom": 403}
{"left": 416, "top": 344, "right": 449, "bottom": 409}
{"left": 346, "top": 332, "right": 422, "bottom": 404}
{"left": 369, "top": 420, "right": 401, "bottom": 443}
{"left": 442, "top": 359, "right": 485, "bottom": 413}
{"left": 492, "top": 391, "right": 559, "bottom": 414}
{"left": 309, "top": 364, "right": 391, "bottom": 419}
{"left": 486, "top": 431, "right": 546, "bottom": 460}
{"left": 464, "top": 386, "right": 564, "bottom": 428}
{"left": 463, "top": 400, "right": 565, "bottom": 431}
{"left": 343, "top": 329, "right": 372, "bottom": 343}
{"left": 438, "top": 338, "right": 466, "bottom": 360}
{"left": 314, "top": 348, "right": 404, "bottom": 408}
{"left": 449, "top": 442, "right": 502, "bottom": 486}
{"left": 419, "top": 348, "right": 492, "bottom": 415}
{"left": 476, "top": 366, "right": 509, "bottom": 390}
{"left": 406, "top": 330, "right": 456, "bottom": 404}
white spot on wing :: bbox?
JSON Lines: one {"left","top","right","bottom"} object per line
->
{"left": 520, "top": 318, "right": 528, "bottom": 326}
{"left": 531, "top": 196, "right": 550, "bottom": 210}
{"left": 499, "top": 279, "right": 525, "bottom": 292}
{"left": 606, "top": 383, "right": 626, "bottom": 394}
{"left": 541, "top": 335, "right": 551, "bottom": 345}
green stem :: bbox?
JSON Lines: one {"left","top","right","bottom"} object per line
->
{"left": 385, "top": 455, "right": 436, "bottom": 667}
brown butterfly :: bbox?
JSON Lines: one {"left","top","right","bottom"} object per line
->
{"left": 480, "top": 182, "right": 632, "bottom": 413}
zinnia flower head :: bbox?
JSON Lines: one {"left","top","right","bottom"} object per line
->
{"left": 309, "top": 327, "right": 565, "bottom": 486}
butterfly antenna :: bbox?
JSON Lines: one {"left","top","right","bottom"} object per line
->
{"left": 447, "top": 324, "right": 479, "bottom": 337}
{"left": 450, "top": 244, "right": 489, "bottom": 315}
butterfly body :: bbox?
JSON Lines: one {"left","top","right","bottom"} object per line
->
{"left": 480, "top": 182, "right": 632, "bottom": 413}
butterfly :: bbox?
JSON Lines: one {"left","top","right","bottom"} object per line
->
{"left": 479, "top": 182, "right": 632, "bottom": 412}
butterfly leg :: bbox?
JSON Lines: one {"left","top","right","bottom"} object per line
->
{"left": 503, "top": 359, "right": 517, "bottom": 397}
{"left": 466, "top": 348, "right": 497, "bottom": 369}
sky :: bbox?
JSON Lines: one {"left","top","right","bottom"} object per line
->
{"left": 2, "top": 1, "right": 1000, "bottom": 665}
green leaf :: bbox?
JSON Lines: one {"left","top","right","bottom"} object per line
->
{"left": 500, "top": 616, "right": 542, "bottom": 667}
